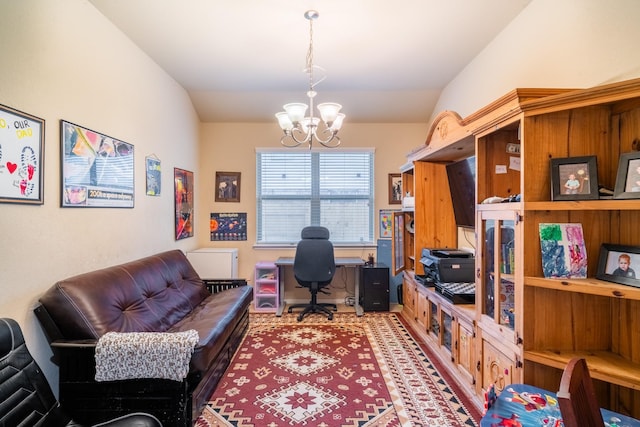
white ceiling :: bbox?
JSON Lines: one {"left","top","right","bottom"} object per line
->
{"left": 89, "top": 0, "right": 531, "bottom": 123}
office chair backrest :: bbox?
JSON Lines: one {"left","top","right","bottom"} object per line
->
{"left": 557, "top": 357, "right": 605, "bottom": 427}
{"left": 0, "top": 318, "right": 71, "bottom": 426}
{"left": 294, "top": 226, "right": 336, "bottom": 285}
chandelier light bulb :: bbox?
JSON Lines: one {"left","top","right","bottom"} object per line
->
{"left": 276, "top": 10, "right": 344, "bottom": 149}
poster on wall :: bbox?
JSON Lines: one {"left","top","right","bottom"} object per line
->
{"left": 175, "top": 168, "right": 194, "bottom": 240}
{"left": 0, "top": 104, "right": 45, "bottom": 204}
{"left": 210, "top": 212, "right": 247, "bottom": 241}
{"left": 61, "top": 120, "right": 134, "bottom": 207}
{"left": 145, "top": 155, "right": 161, "bottom": 196}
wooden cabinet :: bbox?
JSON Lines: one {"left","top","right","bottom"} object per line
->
{"left": 475, "top": 78, "right": 640, "bottom": 417}
{"left": 396, "top": 78, "right": 640, "bottom": 417}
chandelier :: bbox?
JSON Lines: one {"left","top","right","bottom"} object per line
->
{"left": 276, "top": 10, "right": 344, "bottom": 149}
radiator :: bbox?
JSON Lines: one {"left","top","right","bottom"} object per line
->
{"left": 186, "top": 248, "right": 238, "bottom": 279}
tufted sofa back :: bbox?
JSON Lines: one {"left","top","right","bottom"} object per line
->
{"left": 38, "top": 250, "right": 209, "bottom": 340}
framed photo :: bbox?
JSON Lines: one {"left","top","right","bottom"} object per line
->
{"left": 613, "top": 152, "right": 640, "bottom": 199}
{"left": 61, "top": 121, "right": 134, "bottom": 207}
{"left": 215, "top": 171, "right": 241, "bottom": 202}
{"left": 388, "top": 173, "right": 402, "bottom": 205}
{"left": 0, "top": 104, "right": 45, "bottom": 204}
{"left": 174, "top": 168, "right": 194, "bottom": 240}
{"left": 145, "top": 155, "right": 161, "bottom": 196}
{"left": 596, "top": 243, "right": 640, "bottom": 288}
{"left": 550, "top": 156, "right": 599, "bottom": 201}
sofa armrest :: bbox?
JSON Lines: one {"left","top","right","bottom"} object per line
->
{"left": 51, "top": 339, "right": 97, "bottom": 348}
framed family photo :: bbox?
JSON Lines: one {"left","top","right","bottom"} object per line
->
{"left": 613, "top": 151, "right": 640, "bottom": 199}
{"left": 550, "top": 156, "right": 599, "bottom": 201}
{"left": 215, "top": 171, "right": 241, "bottom": 202}
{"left": 596, "top": 243, "right": 640, "bottom": 288}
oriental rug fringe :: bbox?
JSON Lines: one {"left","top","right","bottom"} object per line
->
{"left": 195, "top": 312, "right": 480, "bottom": 426}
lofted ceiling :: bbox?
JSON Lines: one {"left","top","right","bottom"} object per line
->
{"left": 89, "top": 0, "right": 532, "bottom": 123}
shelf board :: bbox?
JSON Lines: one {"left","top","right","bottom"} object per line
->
{"left": 523, "top": 200, "right": 640, "bottom": 211}
{"left": 525, "top": 276, "right": 640, "bottom": 301}
{"left": 525, "top": 350, "right": 640, "bottom": 391}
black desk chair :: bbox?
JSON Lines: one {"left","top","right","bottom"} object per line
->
{"left": 287, "top": 226, "right": 337, "bottom": 321}
{"left": 0, "top": 318, "right": 163, "bottom": 427}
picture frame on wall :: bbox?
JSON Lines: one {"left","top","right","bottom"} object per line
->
{"left": 549, "top": 156, "right": 599, "bottom": 201}
{"left": 174, "top": 167, "right": 194, "bottom": 240}
{"left": 379, "top": 209, "right": 397, "bottom": 239}
{"left": 613, "top": 151, "right": 640, "bottom": 199}
{"left": 145, "top": 154, "right": 161, "bottom": 196}
{"left": 60, "top": 120, "right": 134, "bottom": 207}
{"left": 388, "top": 173, "right": 402, "bottom": 205}
{"left": 215, "top": 171, "right": 241, "bottom": 202}
{"left": 596, "top": 243, "right": 640, "bottom": 288}
{"left": 0, "top": 104, "right": 45, "bottom": 205}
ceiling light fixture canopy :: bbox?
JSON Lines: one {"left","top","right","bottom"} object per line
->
{"left": 276, "top": 10, "right": 344, "bottom": 149}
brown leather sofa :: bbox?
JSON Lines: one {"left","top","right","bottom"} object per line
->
{"left": 34, "top": 250, "right": 253, "bottom": 427}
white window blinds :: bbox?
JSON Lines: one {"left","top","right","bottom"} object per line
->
{"left": 256, "top": 149, "right": 374, "bottom": 244}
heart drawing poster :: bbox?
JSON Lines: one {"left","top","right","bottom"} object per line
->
{"left": 539, "top": 223, "right": 587, "bottom": 278}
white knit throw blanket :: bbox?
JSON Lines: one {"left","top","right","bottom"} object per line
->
{"left": 95, "top": 330, "right": 199, "bottom": 382}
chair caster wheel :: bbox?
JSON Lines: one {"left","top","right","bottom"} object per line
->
{"left": 297, "top": 314, "right": 304, "bottom": 322}
{"left": 328, "top": 315, "right": 333, "bottom": 321}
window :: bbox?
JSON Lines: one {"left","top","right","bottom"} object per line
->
{"left": 256, "top": 148, "right": 374, "bottom": 245}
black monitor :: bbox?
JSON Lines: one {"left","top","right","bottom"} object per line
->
{"left": 446, "top": 156, "right": 476, "bottom": 229}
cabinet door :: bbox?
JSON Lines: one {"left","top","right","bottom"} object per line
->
{"left": 392, "top": 211, "right": 405, "bottom": 275}
{"left": 416, "top": 289, "right": 428, "bottom": 329}
{"left": 478, "top": 209, "right": 518, "bottom": 337}
{"left": 480, "top": 338, "right": 517, "bottom": 395}
{"left": 456, "top": 317, "right": 475, "bottom": 386}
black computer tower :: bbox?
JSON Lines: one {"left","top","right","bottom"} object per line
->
{"left": 360, "top": 263, "right": 390, "bottom": 312}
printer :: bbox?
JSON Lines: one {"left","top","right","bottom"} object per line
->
{"left": 420, "top": 248, "right": 475, "bottom": 284}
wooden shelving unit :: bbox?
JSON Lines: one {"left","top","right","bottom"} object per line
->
{"left": 395, "top": 78, "right": 640, "bottom": 418}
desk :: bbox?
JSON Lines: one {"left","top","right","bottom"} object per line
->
{"left": 481, "top": 383, "right": 640, "bottom": 427}
{"left": 275, "top": 257, "right": 365, "bottom": 317}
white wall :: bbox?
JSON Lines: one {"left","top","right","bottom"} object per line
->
{"left": 3, "top": 0, "right": 640, "bottom": 395}
{"left": 0, "top": 0, "right": 200, "bottom": 385}
{"left": 432, "top": 0, "right": 640, "bottom": 120}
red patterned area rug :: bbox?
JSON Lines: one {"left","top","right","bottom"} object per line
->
{"left": 195, "top": 312, "right": 480, "bottom": 426}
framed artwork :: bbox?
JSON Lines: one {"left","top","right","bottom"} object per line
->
{"left": 210, "top": 212, "right": 247, "bottom": 241}
{"left": 613, "top": 152, "right": 640, "bottom": 199}
{"left": 215, "top": 171, "right": 241, "bottom": 202}
{"left": 550, "top": 156, "right": 599, "bottom": 201}
{"left": 388, "top": 173, "right": 402, "bottom": 205}
{"left": 596, "top": 243, "right": 640, "bottom": 288}
{"left": 0, "top": 104, "right": 45, "bottom": 204}
{"left": 61, "top": 120, "right": 134, "bottom": 207}
{"left": 379, "top": 209, "right": 397, "bottom": 239}
{"left": 538, "top": 223, "right": 587, "bottom": 279}
{"left": 145, "top": 155, "right": 161, "bottom": 196}
{"left": 174, "top": 167, "right": 194, "bottom": 240}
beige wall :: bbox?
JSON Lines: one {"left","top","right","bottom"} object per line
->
{"left": 432, "top": 0, "right": 640, "bottom": 120}
{"left": 0, "top": 0, "right": 201, "bottom": 385}
{"left": 198, "top": 122, "right": 426, "bottom": 300}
